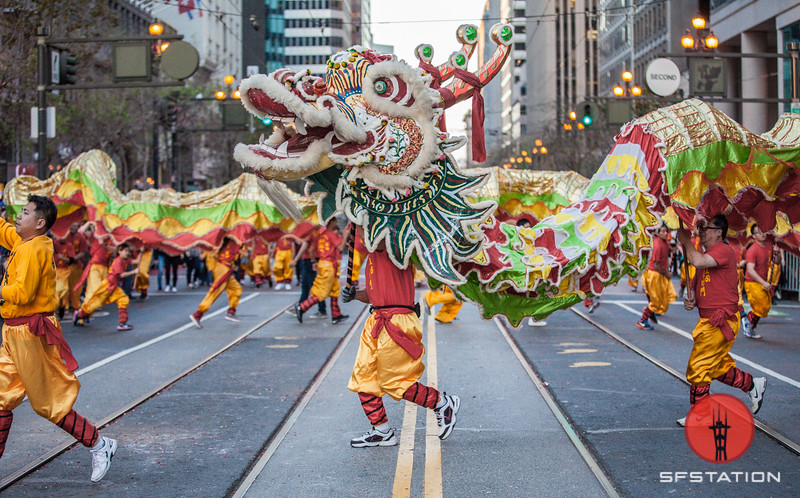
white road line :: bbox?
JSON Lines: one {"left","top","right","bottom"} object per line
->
{"left": 74, "top": 292, "right": 261, "bottom": 377}
{"left": 612, "top": 302, "right": 800, "bottom": 389}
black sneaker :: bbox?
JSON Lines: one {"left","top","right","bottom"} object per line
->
{"left": 651, "top": 313, "right": 659, "bottom": 324}
{"left": 57, "top": 307, "right": 65, "bottom": 320}
{"left": 350, "top": 427, "right": 398, "bottom": 448}
{"left": 332, "top": 314, "right": 349, "bottom": 324}
{"left": 435, "top": 393, "right": 460, "bottom": 440}
{"left": 294, "top": 303, "right": 303, "bottom": 323}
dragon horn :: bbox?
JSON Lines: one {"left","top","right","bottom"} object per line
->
{"left": 435, "top": 23, "right": 514, "bottom": 109}
{"left": 415, "top": 24, "right": 480, "bottom": 85}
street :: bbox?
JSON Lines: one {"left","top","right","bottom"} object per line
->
{"left": 0, "top": 276, "right": 798, "bottom": 497}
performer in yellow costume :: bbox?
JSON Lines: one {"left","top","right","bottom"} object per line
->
{"left": 637, "top": 224, "right": 676, "bottom": 330}
{"left": 74, "top": 243, "right": 139, "bottom": 331}
{"left": 741, "top": 224, "right": 774, "bottom": 339}
{"left": 250, "top": 235, "right": 272, "bottom": 288}
{"left": 272, "top": 234, "right": 296, "bottom": 290}
{"left": 424, "top": 286, "right": 463, "bottom": 323}
{"left": 190, "top": 236, "right": 244, "bottom": 327}
{"left": 135, "top": 246, "right": 153, "bottom": 299}
{"left": 343, "top": 243, "right": 460, "bottom": 447}
{"left": 676, "top": 215, "right": 766, "bottom": 426}
{"left": 0, "top": 195, "right": 117, "bottom": 482}
{"left": 74, "top": 223, "right": 113, "bottom": 303}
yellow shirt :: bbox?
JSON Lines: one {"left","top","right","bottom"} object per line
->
{"left": 0, "top": 219, "right": 56, "bottom": 318}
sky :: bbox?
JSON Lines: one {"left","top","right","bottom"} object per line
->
{"left": 369, "top": 0, "right": 491, "bottom": 164}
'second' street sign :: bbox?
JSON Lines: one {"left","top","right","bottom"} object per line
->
{"left": 646, "top": 58, "right": 681, "bottom": 97}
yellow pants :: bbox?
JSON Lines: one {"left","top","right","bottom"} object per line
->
{"left": 85, "top": 264, "right": 109, "bottom": 303}
{"left": 310, "top": 260, "right": 341, "bottom": 300}
{"left": 67, "top": 263, "right": 83, "bottom": 310}
{"left": 135, "top": 250, "right": 153, "bottom": 293}
{"left": 686, "top": 314, "right": 740, "bottom": 385}
{"left": 680, "top": 264, "right": 696, "bottom": 288}
{"left": 628, "top": 276, "right": 639, "bottom": 289}
{"left": 81, "top": 283, "right": 130, "bottom": 317}
{"left": 0, "top": 319, "right": 80, "bottom": 422}
{"left": 272, "top": 249, "right": 294, "bottom": 282}
{"left": 197, "top": 264, "right": 242, "bottom": 313}
{"left": 744, "top": 281, "right": 771, "bottom": 318}
{"left": 642, "top": 269, "right": 676, "bottom": 314}
{"left": 252, "top": 254, "right": 271, "bottom": 277}
{"left": 770, "top": 263, "right": 781, "bottom": 287}
{"left": 55, "top": 267, "right": 71, "bottom": 309}
{"left": 348, "top": 312, "right": 426, "bottom": 400}
{"left": 425, "top": 287, "right": 463, "bottom": 323}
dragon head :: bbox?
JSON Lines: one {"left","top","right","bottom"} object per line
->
{"left": 235, "top": 23, "right": 513, "bottom": 284}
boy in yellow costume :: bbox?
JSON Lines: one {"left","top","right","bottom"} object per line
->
{"left": 190, "top": 236, "right": 244, "bottom": 327}
{"left": 74, "top": 242, "right": 139, "bottom": 331}
{"left": 0, "top": 195, "right": 117, "bottom": 482}
{"left": 272, "top": 233, "right": 296, "bottom": 290}
{"left": 741, "top": 225, "right": 774, "bottom": 339}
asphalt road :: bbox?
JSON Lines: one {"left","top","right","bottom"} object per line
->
{"left": 0, "top": 277, "right": 798, "bottom": 497}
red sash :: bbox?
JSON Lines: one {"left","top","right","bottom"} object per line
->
{"left": 370, "top": 308, "right": 423, "bottom": 360}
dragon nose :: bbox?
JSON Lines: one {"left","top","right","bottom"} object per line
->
{"left": 313, "top": 80, "right": 327, "bottom": 95}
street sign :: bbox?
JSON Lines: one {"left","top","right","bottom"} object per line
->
{"left": 222, "top": 102, "right": 249, "bottom": 129}
{"left": 112, "top": 42, "right": 151, "bottom": 82}
{"left": 607, "top": 100, "right": 634, "bottom": 125}
{"left": 646, "top": 58, "right": 681, "bottom": 96}
{"left": 30, "top": 107, "right": 56, "bottom": 139}
{"left": 160, "top": 41, "right": 199, "bottom": 80}
{"left": 50, "top": 50, "right": 60, "bottom": 85}
{"left": 689, "top": 58, "right": 726, "bottom": 96}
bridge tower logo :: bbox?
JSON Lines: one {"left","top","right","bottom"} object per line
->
{"left": 684, "top": 393, "right": 755, "bottom": 463}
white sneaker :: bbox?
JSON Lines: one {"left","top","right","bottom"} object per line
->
{"left": 749, "top": 377, "right": 767, "bottom": 414}
{"left": 171, "top": 286, "right": 178, "bottom": 293}
{"left": 90, "top": 436, "right": 117, "bottom": 482}
{"left": 308, "top": 312, "right": 328, "bottom": 319}
{"left": 527, "top": 318, "right": 547, "bottom": 327}
{"left": 676, "top": 417, "right": 686, "bottom": 427}
{"left": 224, "top": 312, "right": 241, "bottom": 322}
{"left": 435, "top": 393, "right": 460, "bottom": 440}
{"left": 350, "top": 427, "right": 398, "bottom": 448}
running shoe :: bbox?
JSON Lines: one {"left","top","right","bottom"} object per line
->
{"left": 331, "top": 314, "right": 349, "bottom": 324}
{"left": 224, "top": 312, "right": 241, "bottom": 323}
{"left": 350, "top": 427, "right": 397, "bottom": 448}
{"left": 636, "top": 319, "right": 654, "bottom": 331}
{"left": 189, "top": 311, "right": 203, "bottom": 329}
{"left": 749, "top": 377, "right": 767, "bottom": 414}
{"left": 435, "top": 393, "right": 460, "bottom": 440}
{"left": 90, "top": 436, "right": 118, "bottom": 482}
{"left": 116, "top": 323, "right": 133, "bottom": 331}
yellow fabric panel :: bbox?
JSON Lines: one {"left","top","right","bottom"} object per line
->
{"left": 272, "top": 249, "right": 294, "bottom": 282}
{"left": 744, "top": 281, "right": 771, "bottom": 318}
{"left": 642, "top": 269, "right": 677, "bottom": 314}
{"left": 197, "top": 264, "right": 242, "bottom": 313}
{"left": 310, "top": 260, "right": 341, "bottom": 300}
{"left": 55, "top": 267, "right": 71, "bottom": 309}
{"left": 85, "top": 264, "right": 109, "bottom": 303}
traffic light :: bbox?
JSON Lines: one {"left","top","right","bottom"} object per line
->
{"left": 262, "top": 117, "right": 272, "bottom": 127}
{"left": 576, "top": 101, "right": 601, "bottom": 128}
{"left": 159, "top": 100, "right": 178, "bottom": 127}
{"left": 59, "top": 51, "right": 78, "bottom": 85}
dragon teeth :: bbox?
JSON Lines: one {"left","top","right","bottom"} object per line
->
{"left": 277, "top": 142, "right": 289, "bottom": 157}
{"left": 259, "top": 133, "right": 265, "bottom": 144}
{"left": 295, "top": 119, "right": 307, "bottom": 135}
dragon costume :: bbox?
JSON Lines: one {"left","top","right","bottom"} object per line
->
{"left": 233, "top": 24, "right": 800, "bottom": 325}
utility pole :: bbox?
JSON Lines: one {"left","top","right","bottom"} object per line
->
{"left": 36, "top": 27, "right": 49, "bottom": 179}
{"left": 788, "top": 42, "right": 799, "bottom": 113}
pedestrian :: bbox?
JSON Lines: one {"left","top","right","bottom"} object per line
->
{"left": 741, "top": 224, "right": 774, "bottom": 339}
{"left": 189, "top": 236, "right": 244, "bottom": 327}
{"left": 637, "top": 223, "right": 677, "bottom": 330}
{"left": 0, "top": 195, "right": 117, "bottom": 482}
{"left": 676, "top": 215, "right": 766, "bottom": 426}
{"left": 184, "top": 248, "right": 201, "bottom": 288}
{"left": 163, "top": 253, "right": 181, "bottom": 292}
{"left": 73, "top": 242, "right": 139, "bottom": 331}
{"left": 293, "top": 218, "right": 349, "bottom": 324}
{"left": 342, "top": 233, "right": 459, "bottom": 447}
{"left": 289, "top": 225, "right": 327, "bottom": 318}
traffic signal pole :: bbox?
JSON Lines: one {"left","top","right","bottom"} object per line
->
{"left": 36, "top": 27, "right": 49, "bottom": 179}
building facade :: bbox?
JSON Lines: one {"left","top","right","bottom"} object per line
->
{"left": 283, "top": 0, "right": 353, "bottom": 75}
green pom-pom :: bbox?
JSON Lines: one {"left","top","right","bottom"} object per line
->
{"left": 465, "top": 26, "right": 477, "bottom": 41}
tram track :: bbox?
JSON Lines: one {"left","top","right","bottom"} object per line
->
{"left": 570, "top": 307, "right": 800, "bottom": 457}
{"left": 0, "top": 302, "right": 297, "bottom": 491}
{"left": 493, "top": 317, "right": 621, "bottom": 498}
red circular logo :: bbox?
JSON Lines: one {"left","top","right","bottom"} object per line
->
{"left": 684, "top": 393, "right": 754, "bottom": 463}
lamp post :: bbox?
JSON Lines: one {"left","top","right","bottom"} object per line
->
{"left": 681, "top": 14, "right": 718, "bottom": 53}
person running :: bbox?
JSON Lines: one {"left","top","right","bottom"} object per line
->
{"left": 52, "top": 234, "right": 76, "bottom": 320}
{"left": 424, "top": 286, "right": 463, "bottom": 323}
{"left": 637, "top": 223, "right": 677, "bottom": 330}
{"left": 676, "top": 215, "right": 766, "bottom": 426}
{"left": 342, "top": 234, "right": 459, "bottom": 447}
{"left": 293, "top": 218, "right": 349, "bottom": 324}
{"left": 0, "top": 195, "right": 117, "bottom": 482}
{"left": 189, "top": 236, "right": 244, "bottom": 328}
{"left": 741, "top": 224, "right": 774, "bottom": 339}
{"left": 73, "top": 242, "right": 139, "bottom": 331}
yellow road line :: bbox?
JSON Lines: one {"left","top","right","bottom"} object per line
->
{"left": 392, "top": 401, "right": 417, "bottom": 497}
{"left": 424, "top": 304, "right": 443, "bottom": 498}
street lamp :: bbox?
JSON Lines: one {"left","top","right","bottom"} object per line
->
{"left": 612, "top": 70, "right": 641, "bottom": 97}
{"left": 682, "top": 14, "right": 718, "bottom": 52}
{"left": 149, "top": 23, "right": 164, "bottom": 36}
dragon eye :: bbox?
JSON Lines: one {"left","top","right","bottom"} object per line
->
{"left": 374, "top": 80, "right": 388, "bottom": 94}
